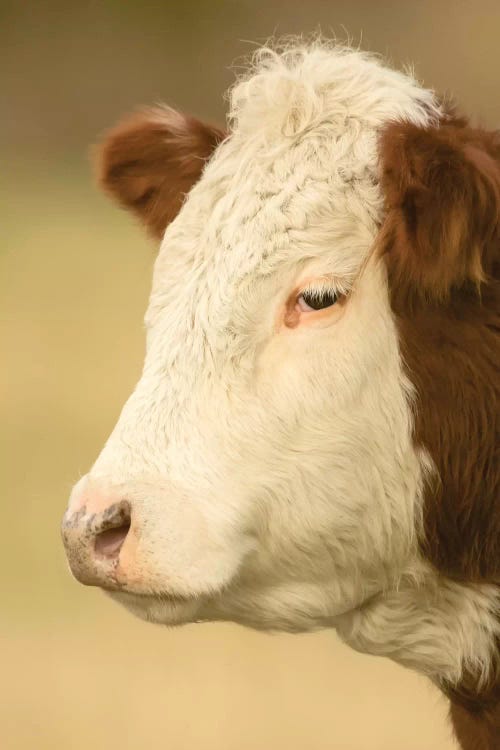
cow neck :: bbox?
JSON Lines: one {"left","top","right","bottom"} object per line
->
{"left": 385, "top": 267, "right": 500, "bottom": 750}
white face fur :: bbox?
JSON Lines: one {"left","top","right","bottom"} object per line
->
{"left": 76, "top": 45, "right": 500, "bottom": 685}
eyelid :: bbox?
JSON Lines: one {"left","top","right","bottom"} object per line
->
{"left": 298, "top": 276, "right": 349, "bottom": 301}
{"left": 299, "top": 278, "right": 335, "bottom": 296}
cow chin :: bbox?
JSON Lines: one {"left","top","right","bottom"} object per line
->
{"left": 108, "top": 589, "right": 204, "bottom": 626}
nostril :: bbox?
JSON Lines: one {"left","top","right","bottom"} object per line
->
{"left": 92, "top": 500, "right": 132, "bottom": 560}
{"left": 94, "top": 522, "right": 130, "bottom": 558}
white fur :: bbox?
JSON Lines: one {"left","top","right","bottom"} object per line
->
{"left": 335, "top": 565, "right": 500, "bottom": 687}
{"left": 75, "top": 42, "right": 499, "bottom": 688}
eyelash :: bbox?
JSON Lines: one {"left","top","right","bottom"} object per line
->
{"left": 296, "top": 282, "right": 340, "bottom": 312}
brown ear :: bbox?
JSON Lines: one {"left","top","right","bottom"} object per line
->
{"left": 380, "top": 119, "right": 500, "bottom": 302}
{"left": 95, "top": 106, "right": 226, "bottom": 239}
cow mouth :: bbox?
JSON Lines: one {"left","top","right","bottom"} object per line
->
{"left": 102, "top": 587, "right": 190, "bottom": 602}
{"left": 105, "top": 588, "right": 205, "bottom": 625}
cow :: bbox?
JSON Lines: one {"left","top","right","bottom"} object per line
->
{"left": 61, "top": 41, "right": 500, "bottom": 749}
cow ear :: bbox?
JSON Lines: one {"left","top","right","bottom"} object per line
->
{"left": 95, "top": 106, "right": 226, "bottom": 240}
{"left": 380, "top": 119, "right": 500, "bottom": 302}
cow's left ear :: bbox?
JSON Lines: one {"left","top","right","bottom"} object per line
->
{"left": 379, "top": 119, "right": 500, "bottom": 302}
{"left": 95, "top": 106, "right": 226, "bottom": 240}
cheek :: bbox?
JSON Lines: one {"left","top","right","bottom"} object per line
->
{"left": 257, "top": 308, "right": 358, "bottom": 413}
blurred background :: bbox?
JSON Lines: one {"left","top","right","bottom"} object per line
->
{"left": 3, "top": 1, "right": 500, "bottom": 748}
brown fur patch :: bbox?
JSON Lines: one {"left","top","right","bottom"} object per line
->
{"left": 96, "top": 106, "right": 225, "bottom": 239}
{"left": 450, "top": 701, "right": 500, "bottom": 750}
{"left": 380, "top": 118, "right": 500, "bottom": 582}
{"left": 446, "top": 672, "right": 500, "bottom": 750}
{"left": 379, "top": 118, "right": 500, "bottom": 748}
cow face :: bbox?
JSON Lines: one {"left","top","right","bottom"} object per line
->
{"left": 61, "top": 46, "right": 499, "bottom": 643}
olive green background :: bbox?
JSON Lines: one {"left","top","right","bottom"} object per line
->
{"left": 3, "top": 2, "right": 499, "bottom": 748}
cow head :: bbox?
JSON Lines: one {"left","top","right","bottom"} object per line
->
{"left": 62, "top": 45, "right": 500, "bottom": 697}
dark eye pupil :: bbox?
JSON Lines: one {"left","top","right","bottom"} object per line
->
{"left": 302, "top": 290, "right": 338, "bottom": 310}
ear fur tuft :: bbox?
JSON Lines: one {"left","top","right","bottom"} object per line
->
{"left": 95, "top": 106, "right": 225, "bottom": 239}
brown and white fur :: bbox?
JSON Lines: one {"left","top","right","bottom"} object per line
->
{"left": 61, "top": 42, "right": 500, "bottom": 749}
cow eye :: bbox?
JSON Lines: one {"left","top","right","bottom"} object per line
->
{"left": 297, "top": 288, "right": 338, "bottom": 312}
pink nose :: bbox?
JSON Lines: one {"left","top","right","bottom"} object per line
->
{"left": 61, "top": 482, "right": 132, "bottom": 589}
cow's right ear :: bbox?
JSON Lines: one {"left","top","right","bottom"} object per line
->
{"left": 95, "top": 106, "right": 226, "bottom": 240}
